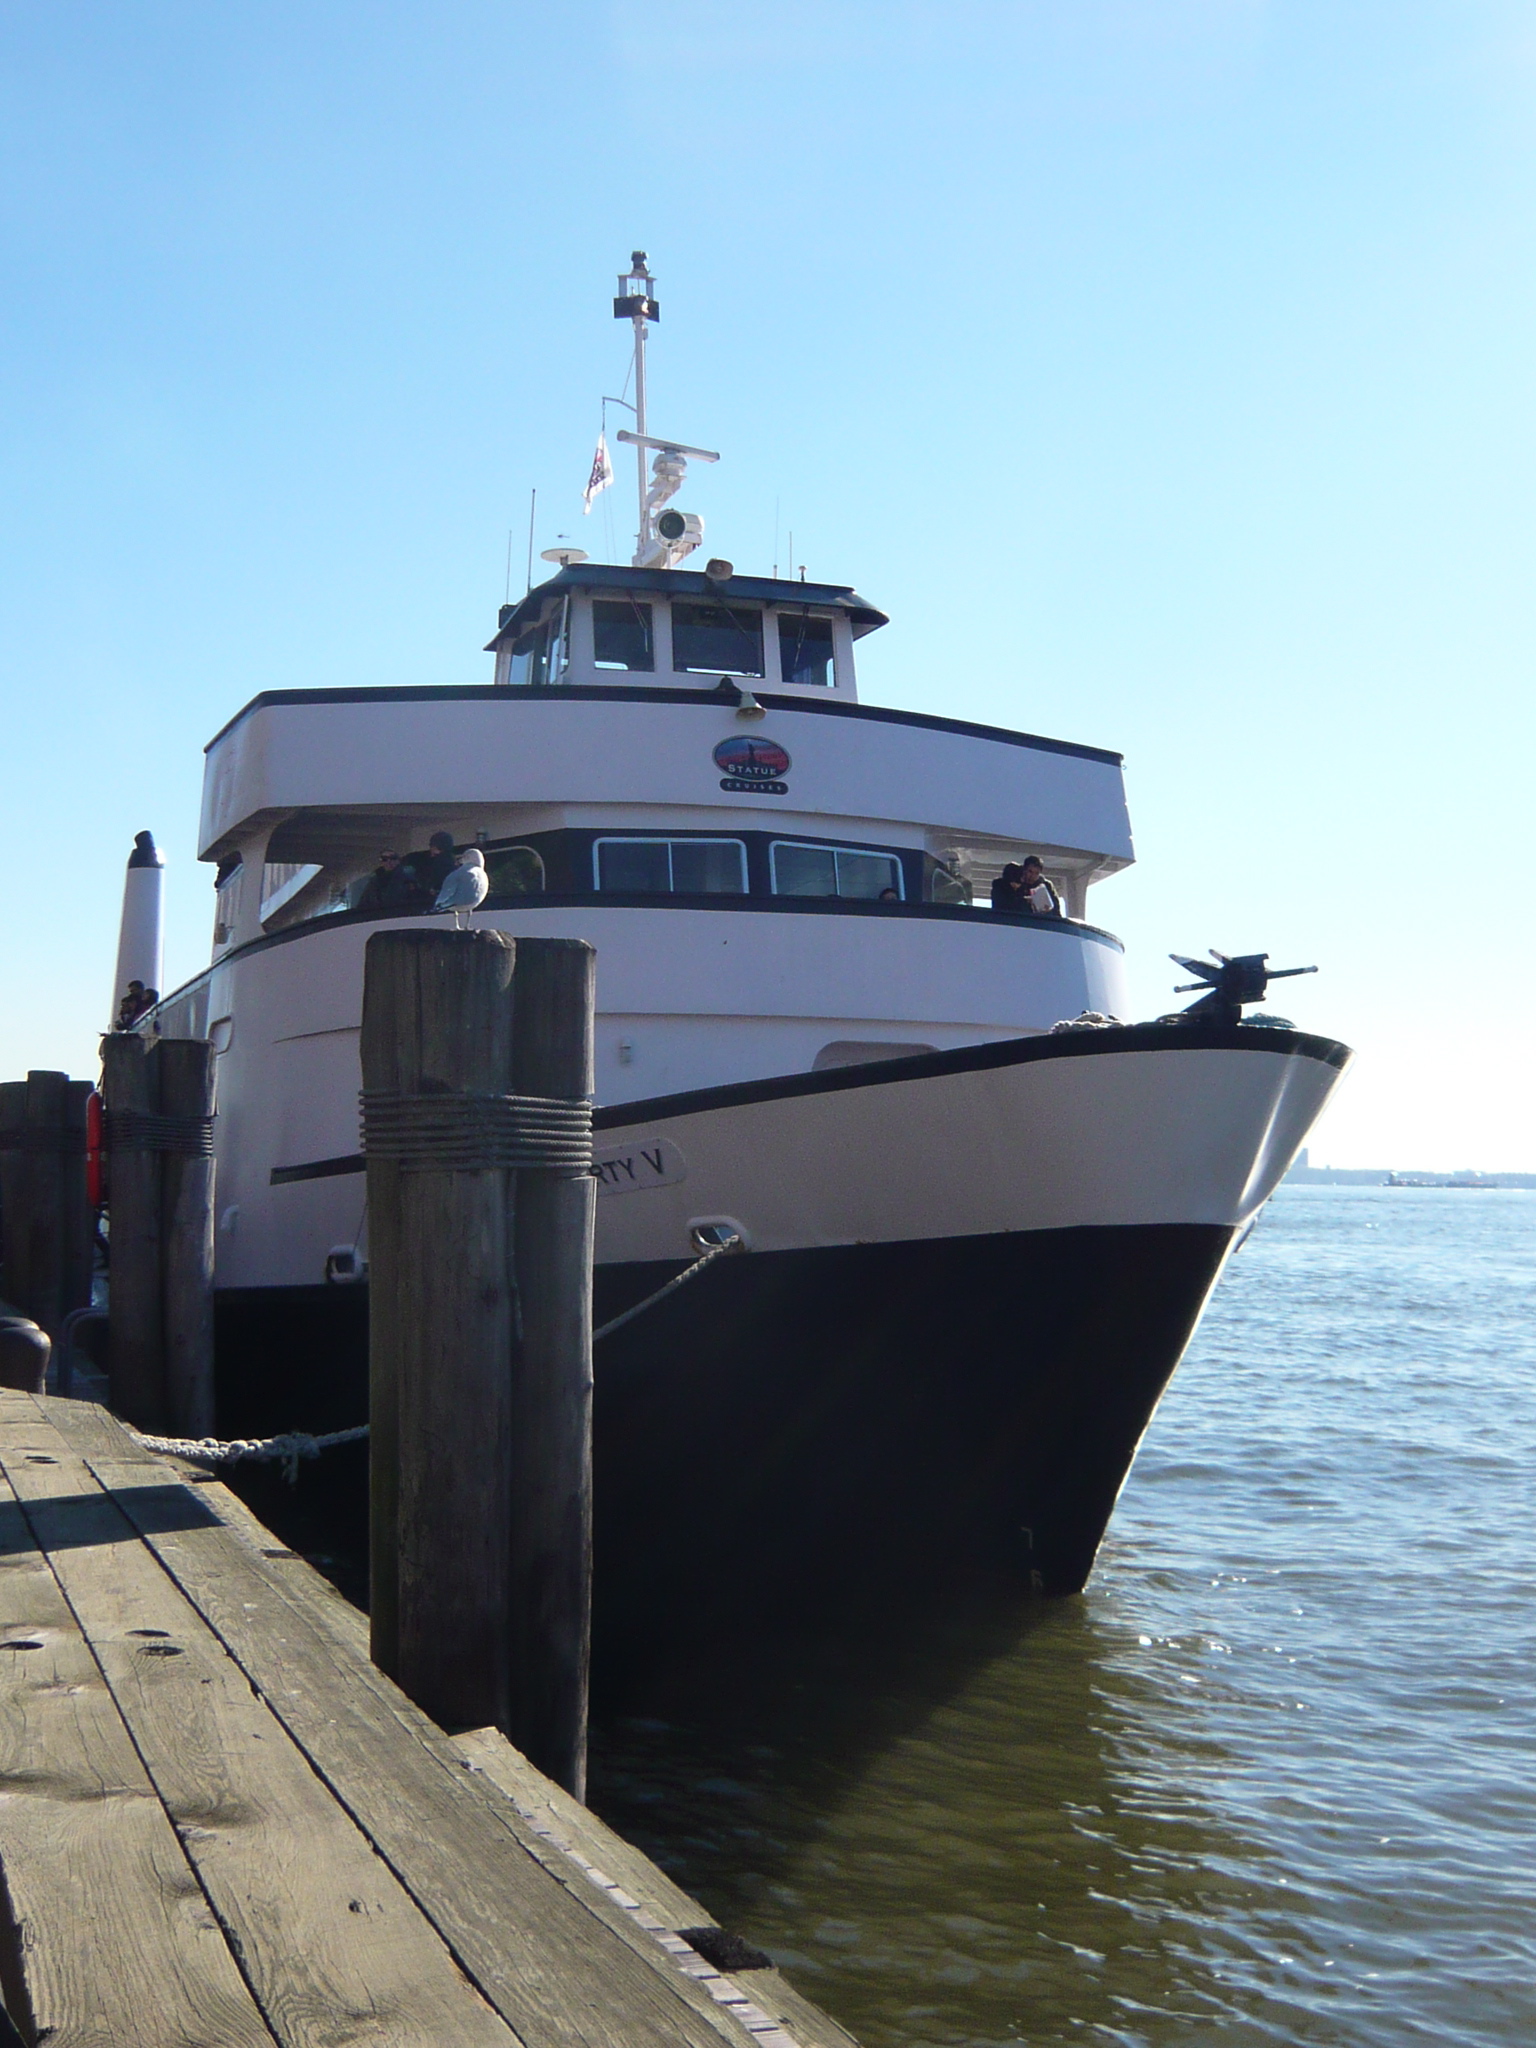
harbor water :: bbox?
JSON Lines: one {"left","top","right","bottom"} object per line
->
{"left": 589, "top": 1188, "right": 1536, "bottom": 2046}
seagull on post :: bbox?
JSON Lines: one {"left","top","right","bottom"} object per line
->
{"left": 433, "top": 848, "right": 489, "bottom": 926}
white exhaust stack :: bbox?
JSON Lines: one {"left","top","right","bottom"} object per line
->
{"left": 110, "top": 830, "right": 165, "bottom": 1028}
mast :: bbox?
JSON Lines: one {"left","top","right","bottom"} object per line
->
{"left": 610, "top": 252, "right": 717, "bottom": 568}
{"left": 613, "top": 252, "right": 659, "bottom": 562}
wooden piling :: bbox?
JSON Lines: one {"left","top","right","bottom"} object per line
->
{"left": 0, "top": 1072, "right": 92, "bottom": 1344}
{"left": 101, "top": 1033, "right": 165, "bottom": 1429}
{"left": 59, "top": 1078, "right": 94, "bottom": 1338}
{"left": 362, "top": 927, "right": 518, "bottom": 1733}
{"left": 509, "top": 937, "right": 596, "bottom": 1799}
{"left": 21, "top": 1070, "right": 69, "bottom": 1343}
{"left": 0, "top": 1081, "right": 23, "bottom": 1309}
{"left": 158, "top": 1036, "right": 217, "bottom": 1436}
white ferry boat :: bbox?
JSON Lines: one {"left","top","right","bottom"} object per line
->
{"left": 139, "top": 256, "right": 1350, "bottom": 1620}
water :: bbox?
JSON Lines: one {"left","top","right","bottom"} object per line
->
{"left": 588, "top": 1189, "right": 1536, "bottom": 2046}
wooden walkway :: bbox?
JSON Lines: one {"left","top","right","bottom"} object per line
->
{"left": 0, "top": 1391, "right": 856, "bottom": 2048}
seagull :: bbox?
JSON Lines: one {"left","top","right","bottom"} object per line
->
{"left": 433, "top": 848, "right": 489, "bottom": 925}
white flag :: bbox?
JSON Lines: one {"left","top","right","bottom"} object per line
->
{"left": 583, "top": 432, "right": 614, "bottom": 512}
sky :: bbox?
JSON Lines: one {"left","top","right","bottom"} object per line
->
{"left": 2, "top": 0, "right": 1533, "bottom": 1169}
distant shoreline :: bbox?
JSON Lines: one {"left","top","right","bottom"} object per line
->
{"left": 1285, "top": 1155, "right": 1536, "bottom": 1189}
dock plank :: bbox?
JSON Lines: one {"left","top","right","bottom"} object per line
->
{"left": 35, "top": 1401, "right": 763, "bottom": 2048}
{"left": 52, "top": 1418, "right": 853, "bottom": 2048}
{"left": 24, "top": 1400, "right": 374, "bottom": 1659}
{"left": 456, "top": 1722, "right": 708, "bottom": 1927}
{"left": 0, "top": 1466, "right": 271, "bottom": 2048}
{"left": 456, "top": 1726, "right": 859, "bottom": 2048}
{"left": 0, "top": 1428, "right": 519, "bottom": 2048}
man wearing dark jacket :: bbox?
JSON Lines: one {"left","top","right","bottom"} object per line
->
{"left": 358, "top": 850, "right": 417, "bottom": 915}
{"left": 404, "top": 831, "right": 458, "bottom": 910}
{"left": 1019, "top": 856, "right": 1061, "bottom": 916}
{"left": 991, "top": 857, "right": 1061, "bottom": 916}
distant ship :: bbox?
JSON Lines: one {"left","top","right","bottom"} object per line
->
{"left": 128, "top": 255, "right": 1352, "bottom": 1625}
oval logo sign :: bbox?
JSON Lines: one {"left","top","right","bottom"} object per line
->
{"left": 713, "top": 735, "right": 791, "bottom": 779}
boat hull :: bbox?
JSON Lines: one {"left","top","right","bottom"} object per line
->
{"left": 212, "top": 1023, "right": 1349, "bottom": 1625}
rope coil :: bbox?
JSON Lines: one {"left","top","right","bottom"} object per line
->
{"left": 106, "top": 1109, "right": 215, "bottom": 1156}
{"left": 359, "top": 1089, "right": 593, "bottom": 1174}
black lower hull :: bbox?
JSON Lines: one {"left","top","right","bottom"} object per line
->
{"left": 214, "top": 1221, "right": 1233, "bottom": 1640}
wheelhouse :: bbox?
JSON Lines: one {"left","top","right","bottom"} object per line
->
{"left": 485, "top": 563, "right": 884, "bottom": 701}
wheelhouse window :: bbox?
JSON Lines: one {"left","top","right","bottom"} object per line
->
{"left": 212, "top": 855, "right": 244, "bottom": 948}
{"left": 778, "top": 612, "right": 836, "bottom": 688}
{"left": 592, "top": 599, "right": 654, "bottom": 672}
{"left": 505, "top": 620, "right": 549, "bottom": 686}
{"left": 485, "top": 845, "right": 546, "bottom": 895}
{"left": 770, "top": 842, "right": 905, "bottom": 900}
{"left": 670, "top": 601, "right": 764, "bottom": 677}
{"left": 505, "top": 597, "right": 568, "bottom": 686}
{"left": 595, "top": 837, "right": 747, "bottom": 895}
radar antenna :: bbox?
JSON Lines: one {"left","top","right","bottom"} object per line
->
{"left": 613, "top": 252, "right": 718, "bottom": 568}
{"left": 1169, "top": 950, "right": 1317, "bottom": 1027}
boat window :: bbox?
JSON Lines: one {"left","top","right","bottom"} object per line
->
{"left": 592, "top": 600, "right": 654, "bottom": 672}
{"left": 212, "top": 856, "right": 244, "bottom": 948}
{"left": 777, "top": 613, "right": 836, "bottom": 688}
{"left": 925, "top": 857, "right": 972, "bottom": 905}
{"left": 771, "top": 843, "right": 836, "bottom": 897}
{"left": 545, "top": 596, "right": 569, "bottom": 682}
{"left": 670, "top": 601, "right": 764, "bottom": 677}
{"left": 260, "top": 861, "right": 323, "bottom": 923}
{"left": 486, "top": 845, "right": 545, "bottom": 895}
{"left": 595, "top": 837, "right": 747, "bottom": 894}
{"left": 770, "top": 842, "right": 904, "bottom": 900}
{"left": 505, "top": 620, "right": 549, "bottom": 687}
{"left": 504, "top": 597, "right": 569, "bottom": 686}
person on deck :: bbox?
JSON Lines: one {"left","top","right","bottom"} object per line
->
{"left": 1019, "top": 856, "right": 1062, "bottom": 917}
{"left": 990, "top": 863, "right": 1029, "bottom": 914}
{"left": 358, "top": 850, "right": 416, "bottom": 916}
{"left": 403, "top": 831, "right": 459, "bottom": 910}
{"left": 115, "top": 981, "right": 155, "bottom": 1028}
{"left": 991, "top": 858, "right": 1062, "bottom": 917}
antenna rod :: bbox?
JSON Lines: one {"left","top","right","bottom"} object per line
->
{"left": 614, "top": 252, "right": 659, "bottom": 564}
{"left": 633, "top": 298, "right": 648, "bottom": 553}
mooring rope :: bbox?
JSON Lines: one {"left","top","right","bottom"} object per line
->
{"left": 130, "top": 1239, "right": 741, "bottom": 1476}
{"left": 131, "top": 1424, "right": 371, "bottom": 1484}
{"left": 592, "top": 1234, "right": 743, "bottom": 1342}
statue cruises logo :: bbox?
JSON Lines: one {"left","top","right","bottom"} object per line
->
{"left": 713, "top": 735, "right": 790, "bottom": 794}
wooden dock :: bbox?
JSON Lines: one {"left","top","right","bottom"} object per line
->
{"left": 0, "top": 1389, "right": 855, "bottom": 2048}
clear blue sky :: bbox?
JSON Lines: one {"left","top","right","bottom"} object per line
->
{"left": 3, "top": 1, "right": 1532, "bottom": 1168}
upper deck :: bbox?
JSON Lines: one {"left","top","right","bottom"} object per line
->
{"left": 197, "top": 564, "right": 1134, "bottom": 953}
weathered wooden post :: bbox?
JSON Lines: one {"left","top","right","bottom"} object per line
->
{"left": 0, "top": 1082, "right": 23, "bottom": 1307}
{"left": 0, "top": 1072, "right": 93, "bottom": 1344}
{"left": 508, "top": 938, "right": 596, "bottom": 1798}
{"left": 158, "top": 1037, "right": 217, "bottom": 1436}
{"left": 21, "top": 1071, "right": 69, "bottom": 1339}
{"left": 59, "top": 1078, "right": 94, "bottom": 1339}
{"left": 362, "top": 928, "right": 518, "bottom": 1732}
{"left": 100, "top": 1036, "right": 217, "bottom": 1432}
{"left": 102, "top": 1033, "right": 166, "bottom": 1429}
